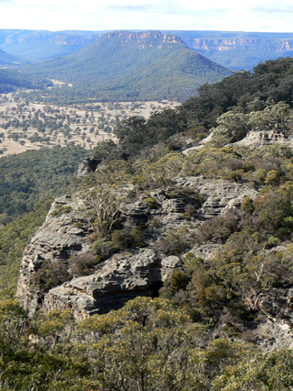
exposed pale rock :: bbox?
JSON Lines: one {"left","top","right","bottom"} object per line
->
{"left": 17, "top": 175, "right": 259, "bottom": 319}
{"left": 175, "top": 176, "right": 258, "bottom": 219}
{"left": 161, "top": 255, "right": 181, "bottom": 281}
{"left": 76, "top": 157, "right": 101, "bottom": 177}
{"left": 189, "top": 244, "right": 221, "bottom": 261}
{"left": 234, "top": 130, "right": 291, "bottom": 147}
{"left": 43, "top": 249, "right": 163, "bottom": 320}
{"left": 17, "top": 193, "right": 95, "bottom": 315}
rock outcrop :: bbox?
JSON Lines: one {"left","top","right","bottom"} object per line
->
{"left": 17, "top": 176, "right": 258, "bottom": 320}
{"left": 42, "top": 250, "right": 181, "bottom": 320}
{"left": 17, "top": 193, "right": 95, "bottom": 316}
{"left": 76, "top": 157, "right": 101, "bottom": 177}
{"left": 234, "top": 130, "right": 291, "bottom": 147}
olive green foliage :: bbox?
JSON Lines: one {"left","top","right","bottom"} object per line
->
{"left": 69, "top": 251, "right": 100, "bottom": 277}
{"left": 31, "top": 259, "right": 70, "bottom": 295}
{"left": 91, "top": 138, "right": 118, "bottom": 162}
{"left": 0, "top": 296, "right": 292, "bottom": 390}
{"left": 178, "top": 57, "right": 293, "bottom": 130}
{"left": 0, "top": 146, "right": 90, "bottom": 291}
{"left": 197, "top": 210, "right": 240, "bottom": 244}
{"left": 161, "top": 180, "right": 293, "bottom": 321}
{"left": 0, "top": 200, "right": 50, "bottom": 291}
{"left": 50, "top": 205, "right": 72, "bottom": 217}
{"left": 213, "top": 111, "right": 250, "bottom": 145}
{"left": 0, "top": 145, "right": 90, "bottom": 218}
{"left": 158, "top": 227, "right": 193, "bottom": 255}
{"left": 183, "top": 143, "right": 293, "bottom": 184}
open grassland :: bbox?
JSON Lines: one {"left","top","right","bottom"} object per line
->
{"left": 0, "top": 92, "right": 179, "bottom": 157}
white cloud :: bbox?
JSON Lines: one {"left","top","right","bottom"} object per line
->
{"left": 0, "top": 0, "right": 292, "bottom": 32}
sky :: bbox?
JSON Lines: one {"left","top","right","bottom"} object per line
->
{"left": 1, "top": 0, "right": 293, "bottom": 33}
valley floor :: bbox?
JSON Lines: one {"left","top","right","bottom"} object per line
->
{"left": 0, "top": 92, "right": 179, "bottom": 157}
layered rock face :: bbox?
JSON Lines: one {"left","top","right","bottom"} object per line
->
{"left": 17, "top": 177, "right": 258, "bottom": 320}
{"left": 16, "top": 194, "right": 95, "bottom": 316}
{"left": 42, "top": 250, "right": 181, "bottom": 320}
{"left": 105, "top": 31, "right": 184, "bottom": 49}
{"left": 185, "top": 37, "right": 293, "bottom": 54}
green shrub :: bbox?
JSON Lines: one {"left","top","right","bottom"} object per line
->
{"left": 158, "top": 227, "right": 192, "bottom": 255}
{"left": 31, "top": 259, "right": 70, "bottom": 294}
{"left": 111, "top": 226, "right": 146, "bottom": 249}
{"left": 92, "top": 238, "right": 118, "bottom": 261}
{"left": 69, "top": 251, "right": 101, "bottom": 277}
{"left": 142, "top": 197, "right": 160, "bottom": 210}
{"left": 163, "top": 271, "right": 191, "bottom": 298}
{"left": 50, "top": 205, "right": 72, "bottom": 217}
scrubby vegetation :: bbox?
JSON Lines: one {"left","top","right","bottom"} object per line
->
{"left": 1, "top": 296, "right": 293, "bottom": 390}
{"left": 2, "top": 57, "right": 293, "bottom": 389}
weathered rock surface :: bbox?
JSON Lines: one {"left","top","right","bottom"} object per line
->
{"left": 188, "top": 244, "right": 221, "bottom": 261}
{"left": 42, "top": 250, "right": 182, "bottom": 320}
{"left": 76, "top": 157, "right": 101, "bottom": 177}
{"left": 184, "top": 130, "right": 293, "bottom": 153}
{"left": 17, "top": 193, "right": 95, "bottom": 315}
{"left": 234, "top": 130, "right": 291, "bottom": 147}
{"left": 17, "top": 176, "right": 259, "bottom": 319}
{"left": 175, "top": 176, "right": 258, "bottom": 220}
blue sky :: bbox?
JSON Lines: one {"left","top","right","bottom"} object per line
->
{"left": 1, "top": 0, "right": 293, "bottom": 32}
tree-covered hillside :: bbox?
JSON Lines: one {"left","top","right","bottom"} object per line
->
{"left": 2, "top": 57, "right": 293, "bottom": 390}
{"left": 0, "top": 68, "right": 52, "bottom": 93}
{"left": 0, "top": 47, "right": 22, "bottom": 66}
{"left": 19, "top": 31, "right": 232, "bottom": 102}
{"left": 0, "top": 145, "right": 90, "bottom": 290}
{"left": 166, "top": 30, "right": 293, "bottom": 70}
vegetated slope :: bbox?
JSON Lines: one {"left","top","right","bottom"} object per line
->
{"left": 3, "top": 57, "right": 293, "bottom": 390}
{"left": 99, "top": 47, "right": 233, "bottom": 101}
{"left": 0, "top": 145, "right": 90, "bottom": 290}
{"left": 20, "top": 30, "right": 232, "bottom": 102}
{"left": 0, "top": 145, "right": 90, "bottom": 220}
{"left": 176, "top": 56, "right": 293, "bottom": 131}
{"left": 0, "top": 68, "right": 52, "bottom": 93}
{"left": 3, "top": 28, "right": 293, "bottom": 70}
{"left": 0, "top": 29, "right": 102, "bottom": 62}
{"left": 0, "top": 47, "right": 22, "bottom": 66}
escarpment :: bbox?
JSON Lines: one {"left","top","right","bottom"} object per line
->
{"left": 16, "top": 193, "right": 95, "bottom": 316}
{"left": 17, "top": 176, "right": 258, "bottom": 320}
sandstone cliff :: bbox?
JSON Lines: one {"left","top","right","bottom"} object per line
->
{"left": 17, "top": 176, "right": 258, "bottom": 320}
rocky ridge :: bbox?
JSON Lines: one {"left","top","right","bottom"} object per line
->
{"left": 185, "top": 37, "right": 293, "bottom": 54}
{"left": 17, "top": 176, "right": 258, "bottom": 320}
{"left": 105, "top": 31, "right": 183, "bottom": 49}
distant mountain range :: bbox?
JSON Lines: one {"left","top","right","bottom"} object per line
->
{"left": 2, "top": 29, "right": 293, "bottom": 101}
{"left": 1, "top": 29, "right": 293, "bottom": 71}
{"left": 165, "top": 31, "right": 293, "bottom": 71}
{"left": 0, "top": 30, "right": 103, "bottom": 62}
{"left": 19, "top": 31, "right": 232, "bottom": 102}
